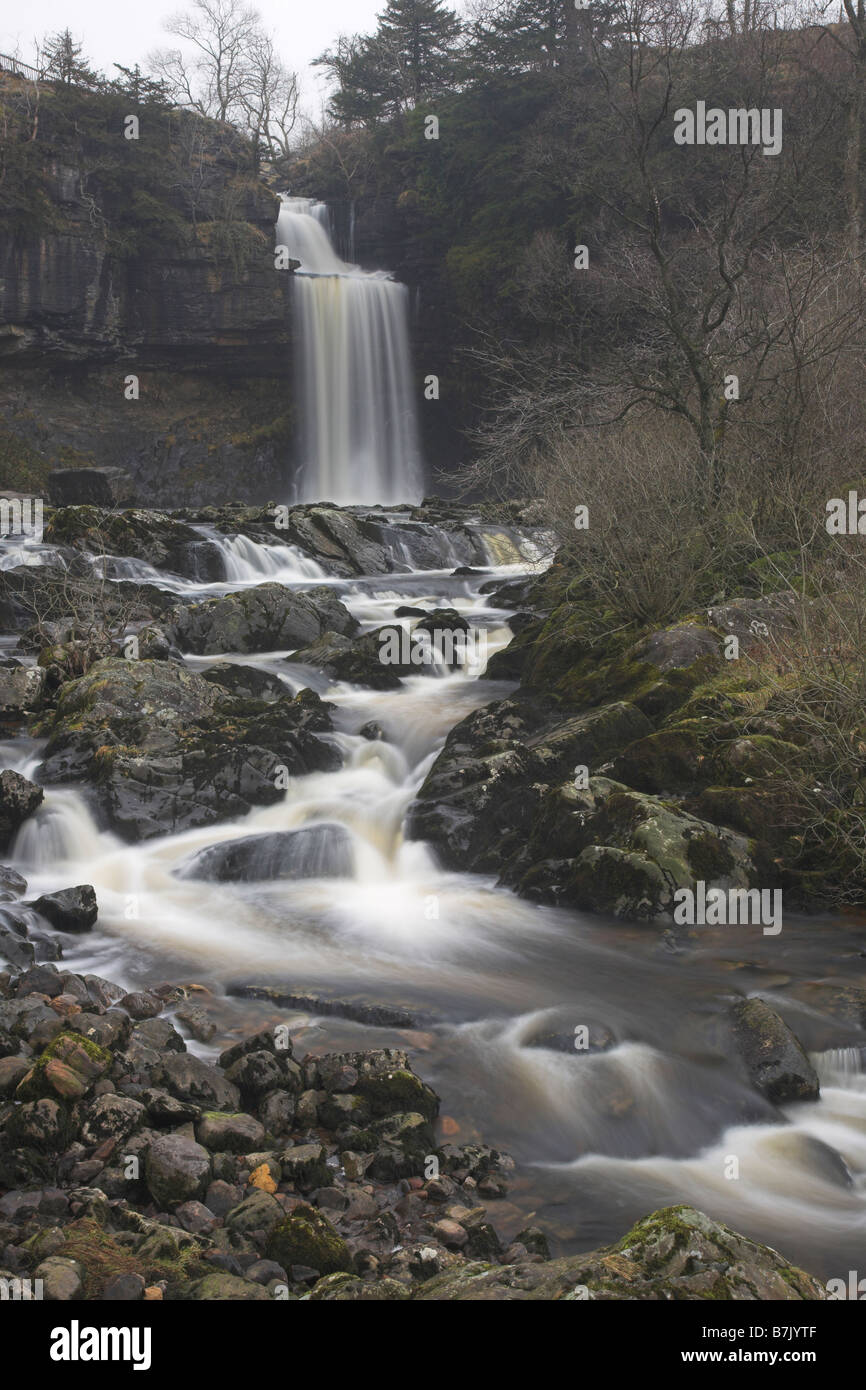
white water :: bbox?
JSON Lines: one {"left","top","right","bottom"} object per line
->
{"left": 4, "top": 524, "right": 866, "bottom": 1277}
{"left": 278, "top": 197, "right": 424, "bottom": 506}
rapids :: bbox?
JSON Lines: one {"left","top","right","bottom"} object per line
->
{"left": 2, "top": 524, "right": 866, "bottom": 1280}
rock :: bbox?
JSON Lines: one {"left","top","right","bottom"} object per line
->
{"left": 145, "top": 1135, "right": 212, "bottom": 1209}
{"left": 278, "top": 1143, "right": 331, "bottom": 1191}
{"left": 17, "top": 1030, "right": 111, "bottom": 1101}
{"left": 185, "top": 1272, "right": 271, "bottom": 1300}
{"left": 0, "top": 770, "right": 43, "bottom": 850}
{"left": 227, "top": 984, "right": 416, "bottom": 1029}
{"left": 179, "top": 825, "right": 353, "bottom": 883}
{"left": 39, "top": 659, "right": 338, "bottom": 840}
{"left": 266, "top": 1205, "right": 353, "bottom": 1276}
{"left": 408, "top": 697, "right": 651, "bottom": 874}
{"left": 505, "top": 777, "right": 759, "bottom": 920}
{"left": 30, "top": 885, "right": 98, "bottom": 933}
{"left": 102, "top": 1272, "right": 146, "bottom": 1300}
{"left": 79, "top": 1094, "right": 146, "bottom": 1146}
{"left": 118, "top": 991, "right": 162, "bottom": 1020}
{"left": 728, "top": 998, "right": 820, "bottom": 1104}
{"left": 35, "top": 1255, "right": 84, "bottom": 1301}
{"left": 201, "top": 664, "right": 287, "bottom": 702}
{"left": 0, "top": 661, "right": 46, "bottom": 719}
{"left": 6, "top": 1097, "right": 67, "bottom": 1150}
{"left": 195, "top": 1112, "right": 265, "bottom": 1153}
{"left": 224, "top": 1188, "right": 284, "bottom": 1235}
{"left": 415, "top": 1205, "right": 825, "bottom": 1300}
{"left": 166, "top": 582, "right": 357, "bottom": 656}
{"left": 154, "top": 1054, "right": 240, "bottom": 1112}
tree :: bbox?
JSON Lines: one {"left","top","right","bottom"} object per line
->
{"left": 40, "top": 30, "right": 99, "bottom": 88}
{"left": 317, "top": 0, "right": 464, "bottom": 126}
{"left": 150, "top": 0, "right": 261, "bottom": 121}
{"left": 149, "top": 0, "right": 299, "bottom": 161}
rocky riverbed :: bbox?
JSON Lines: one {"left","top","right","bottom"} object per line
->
{"left": 0, "top": 500, "right": 863, "bottom": 1299}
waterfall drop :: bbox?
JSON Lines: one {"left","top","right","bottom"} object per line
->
{"left": 278, "top": 197, "right": 424, "bottom": 506}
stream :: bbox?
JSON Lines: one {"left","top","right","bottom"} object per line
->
{"left": 2, "top": 523, "right": 866, "bottom": 1283}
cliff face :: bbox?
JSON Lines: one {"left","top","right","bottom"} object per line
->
{"left": 0, "top": 162, "right": 288, "bottom": 373}
{"left": 0, "top": 76, "right": 294, "bottom": 505}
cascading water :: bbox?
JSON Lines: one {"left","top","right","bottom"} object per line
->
{"left": 277, "top": 197, "right": 424, "bottom": 506}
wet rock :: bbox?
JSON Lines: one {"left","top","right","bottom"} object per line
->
{"left": 728, "top": 998, "right": 820, "bottom": 1104}
{"left": 38, "top": 659, "right": 338, "bottom": 840}
{"left": 201, "top": 664, "right": 288, "bottom": 702}
{"left": 227, "top": 984, "right": 417, "bottom": 1030}
{"left": 118, "top": 991, "right": 162, "bottom": 1020}
{"left": 30, "top": 885, "right": 97, "bottom": 934}
{"left": 0, "top": 771, "right": 43, "bottom": 851}
{"left": 408, "top": 697, "right": 651, "bottom": 874}
{"left": 179, "top": 825, "right": 353, "bottom": 883}
{"left": 145, "top": 1134, "right": 212, "bottom": 1209}
{"left": 166, "top": 582, "right": 357, "bottom": 655}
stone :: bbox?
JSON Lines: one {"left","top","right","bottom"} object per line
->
{"left": 0, "top": 770, "right": 43, "bottom": 850}
{"left": 195, "top": 1111, "right": 265, "bottom": 1153}
{"left": 30, "top": 886, "right": 98, "bottom": 934}
{"left": 729, "top": 998, "right": 820, "bottom": 1104}
{"left": 145, "top": 1135, "right": 212, "bottom": 1209}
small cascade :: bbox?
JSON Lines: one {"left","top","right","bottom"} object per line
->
{"left": 211, "top": 533, "right": 327, "bottom": 583}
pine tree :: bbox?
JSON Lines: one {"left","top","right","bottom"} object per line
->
{"left": 317, "top": 0, "right": 463, "bottom": 126}
{"left": 41, "top": 30, "right": 99, "bottom": 88}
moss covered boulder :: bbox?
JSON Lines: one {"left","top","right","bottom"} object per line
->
{"left": 16, "top": 1030, "right": 111, "bottom": 1102}
{"left": 265, "top": 1204, "right": 353, "bottom": 1276}
{"left": 415, "top": 1205, "right": 825, "bottom": 1300}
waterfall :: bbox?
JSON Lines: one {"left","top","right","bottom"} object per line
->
{"left": 278, "top": 197, "right": 424, "bottom": 507}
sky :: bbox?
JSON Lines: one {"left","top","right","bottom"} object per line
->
{"left": 0, "top": 0, "right": 398, "bottom": 115}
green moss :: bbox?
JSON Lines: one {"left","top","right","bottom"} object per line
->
{"left": 265, "top": 1206, "right": 353, "bottom": 1275}
{"left": 685, "top": 831, "right": 737, "bottom": 881}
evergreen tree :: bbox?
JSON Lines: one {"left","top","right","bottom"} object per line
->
{"left": 41, "top": 30, "right": 99, "bottom": 88}
{"left": 318, "top": 0, "right": 463, "bottom": 126}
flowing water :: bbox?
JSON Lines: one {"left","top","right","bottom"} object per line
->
{"left": 277, "top": 198, "right": 424, "bottom": 506}
{"left": 3, "top": 525, "right": 866, "bottom": 1283}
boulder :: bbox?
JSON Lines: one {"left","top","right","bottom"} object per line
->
{"left": 0, "top": 662, "right": 46, "bottom": 719}
{"left": 145, "top": 1134, "right": 212, "bottom": 1209}
{"left": 166, "top": 582, "right": 357, "bottom": 655}
{"left": 38, "top": 660, "right": 339, "bottom": 840}
{"left": 178, "top": 824, "right": 354, "bottom": 883}
{"left": 0, "top": 771, "right": 43, "bottom": 851}
{"left": 415, "top": 1205, "right": 825, "bottom": 1300}
{"left": 30, "top": 886, "right": 97, "bottom": 933}
{"left": 728, "top": 998, "right": 820, "bottom": 1104}
{"left": 265, "top": 1204, "right": 353, "bottom": 1275}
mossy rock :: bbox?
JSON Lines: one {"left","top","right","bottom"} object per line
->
{"left": 413, "top": 1205, "right": 825, "bottom": 1300}
{"left": 612, "top": 728, "right": 715, "bottom": 795}
{"left": 265, "top": 1205, "right": 353, "bottom": 1275}
{"left": 355, "top": 1068, "right": 439, "bottom": 1122}
{"left": 16, "top": 1030, "right": 111, "bottom": 1102}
